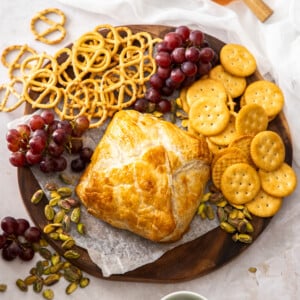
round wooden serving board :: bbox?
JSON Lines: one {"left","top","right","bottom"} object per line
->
{"left": 18, "top": 25, "right": 293, "bottom": 282}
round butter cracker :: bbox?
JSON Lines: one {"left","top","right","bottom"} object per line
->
{"left": 250, "top": 130, "right": 285, "bottom": 171}
{"left": 235, "top": 103, "right": 268, "bottom": 136}
{"left": 212, "top": 147, "right": 248, "bottom": 189}
{"left": 220, "top": 44, "right": 257, "bottom": 77}
{"left": 259, "top": 163, "right": 297, "bottom": 198}
{"left": 220, "top": 162, "right": 261, "bottom": 205}
{"left": 243, "top": 80, "right": 284, "bottom": 118}
{"left": 246, "top": 189, "right": 282, "bottom": 218}
{"left": 189, "top": 98, "right": 230, "bottom": 136}
{"left": 209, "top": 64, "right": 247, "bottom": 98}
{"left": 186, "top": 78, "right": 227, "bottom": 107}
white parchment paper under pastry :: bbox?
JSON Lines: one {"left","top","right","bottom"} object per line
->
{"left": 26, "top": 118, "right": 218, "bottom": 277}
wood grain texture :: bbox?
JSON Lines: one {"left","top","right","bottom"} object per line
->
{"left": 18, "top": 25, "right": 293, "bottom": 282}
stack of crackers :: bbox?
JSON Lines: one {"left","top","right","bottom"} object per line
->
{"left": 177, "top": 43, "right": 297, "bottom": 218}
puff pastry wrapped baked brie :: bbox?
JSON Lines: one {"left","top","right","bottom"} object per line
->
{"left": 76, "top": 110, "right": 211, "bottom": 242}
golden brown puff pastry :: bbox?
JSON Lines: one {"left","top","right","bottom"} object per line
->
{"left": 76, "top": 110, "right": 212, "bottom": 242}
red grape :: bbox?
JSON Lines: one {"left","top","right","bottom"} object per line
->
{"left": 156, "top": 41, "right": 170, "bottom": 52}
{"left": 1, "top": 216, "right": 18, "bottom": 234}
{"left": 171, "top": 47, "right": 186, "bottom": 64}
{"left": 72, "top": 116, "right": 90, "bottom": 137}
{"left": 155, "top": 51, "right": 172, "bottom": 68}
{"left": 40, "top": 109, "right": 55, "bottom": 125}
{"left": 24, "top": 226, "right": 41, "bottom": 243}
{"left": 198, "top": 62, "right": 212, "bottom": 76}
{"left": 149, "top": 73, "right": 164, "bottom": 90}
{"left": 15, "top": 219, "right": 30, "bottom": 236}
{"left": 2, "top": 241, "right": 21, "bottom": 261}
{"left": 80, "top": 147, "right": 93, "bottom": 162}
{"left": 71, "top": 158, "right": 86, "bottom": 172}
{"left": 29, "top": 135, "right": 47, "bottom": 154}
{"left": 58, "top": 120, "right": 73, "bottom": 135}
{"left": 53, "top": 156, "right": 67, "bottom": 172}
{"left": 29, "top": 115, "right": 45, "bottom": 131}
{"left": 170, "top": 67, "right": 186, "bottom": 84}
{"left": 185, "top": 46, "right": 200, "bottom": 62}
{"left": 145, "top": 87, "right": 161, "bottom": 103}
{"left": 52, "top": 128, "right": 68, "bottom": 145}
{"left": 175, "top": 26, "right": 190, "bottom": 42}
{"left": 0, "top": 235, "right": 6, "bottom": 249}
{"left": 25, "top": 150, "right": 43, "bottom": 165}
{"left": 6, "top": 129, "right": 21, "bottom": 144}
{"left": 199, "top": 47, "right": 215, "bottom": 63}
{"left": 9, "top": 151, "right": 26, "bottom": 167}
{"left": 39, "top": 157, "right": 55, "bottom": 173}
{"left": 181, "top": 61, "right": 198, "bottom": 77}
{"left": 156, "top": 99, "right": 171, "bottom": 113}
{"left": 189, "top": 30, "right": 204, "bottom": 46}
{"left": 133, "top": 98, "right": 149, "bottom": 113}
{"left": 16, "top": 124, "right": 31, "bottom": 140}
{"left": 163, "top": 32, "right": 183, "bottom": 50}
{"left": 47, "top": 140, "right": 65, "bottom": 157}
{"left": 156, "top": 66, "right": 171, "bottom": 79}
{"left": 19, "top": 245, "right": 35, "bottom": 261}
{"left": 7, "top": 142, "right": 20, "bottom": 152}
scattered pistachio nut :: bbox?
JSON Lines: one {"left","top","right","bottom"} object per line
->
{"left": 33, "top": 278, "right": 44, "bottom": 293}
{"left": 57, "top": 187, "right": 73, "bottom": 197}
{"left": 77, "top": 223, "right": 86, "bottom": 235}
{"left": 0, "top": 284, "right": 7, "bottom": 292}
{"left": 79, "top": 277, "right": 90, "bottom": 288}
{"left": 66, "top": 282, "right": 78, "bottom": 295}
{"left": 31, "top": 189, "right": 44, "bottom": 204}
{"left": 24, "top": 275, "right": 39, "bottom": 285}
{"left": 43, "top": 274, "right": 61, "bottom": 286}
{"left": 16, "top": 279, "right": 28, "bottom": 292}
{"left": 248, "top": 267, "right": 257, "bottom": 273}
{"left": 43, "top": 288, "right": 54, "bottom": 300}
{"left": 59, "top": 173, "right": 74, "bottom": 185}
{"left": 64, "top": 249, "right": 80, "bottom": 260}
{"left": 70, "top": 207, "right": 81, "bottom": 223}
{"left": 45, "top": 182, "right": 58, "bottom": 191}
{"left": 44, "top": 204, "right": 55, "bottom": 221}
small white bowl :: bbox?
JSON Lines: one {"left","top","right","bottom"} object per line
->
{"left": 161, "top": 290, "right": 208, "bottom": 300}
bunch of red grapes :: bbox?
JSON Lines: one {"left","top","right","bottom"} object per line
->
{"left": 134, "top": 25, "right": 218, "bottom": 114}
{"left": 6, "top": 110, "right": 93, "bottom": 173}
{"left": 0, "top": 216, "right": 41, "bottom": 261}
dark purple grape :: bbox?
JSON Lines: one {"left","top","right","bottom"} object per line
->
{"left": 48, "top": 140, "right": 65, "bottom": 157}
{"left": 24, "top": 227, "right": 41, "bottom": 243}
{"left": 2, "top": 241, "right": 21, "bottom": 261}
{"left": 32, "top": 128, "right": 48, "bottom": 141}
{"left": 57, "top": 120, "right": 73, "bottom": 135}
{"left": 47, "top": 120, "right": 59, "bottom": 135}
{"left": 0, "top": 235, "right": 7, "bottom": 249}
{"left": 15, "top": 218, "right": 30, "bottom": 236}
{"left": 189, "top": 30, "right": 204, "bottom": 46}
{"left": 163, "top": 32, "right": 183, "bottom": 50}
{"left": 80, "top": 147, "right": 93, "bottom": 163}
{"left": 198, "top": 62, "right": 212, "bottom": 76}
{"left": 156, "top": 99, "right": 172, "bottom": 113}
{"left": 170, "top": 67, "right": 186, "bottom": 84}
{"left": 1, "top": 217, "right": 18, "bottom": 234}
{"left": 40, "top": 109, "right": 55, "bottom": 125}
{"left": 181, "top": 61, "right": 198, "bottom": 77}
{"left": 133, "top": 98, "right": 149, "bottom": 113}
{"left": 171, "top": 47, "right": 186, "bottom": 64}
{"left": 52, "top": 128, "right": 68, "bottom": 145}
{"left": 39, "top": 157, "right": 55, "bottom": 173}
{"left": 165, "top": 77, "right": 180, "bottom": 90}
{"left": 9, "top": 151, "right": 26, "bottom": 167}
{"left": 161, "top": 85, "right": 174, "bottom": 96}
{"left": 185, "top": 46, "right": 200, "bottom": 62}
{"left": 71, "top": 158, "right": 86, "bottom": 172}
{"left": 149, "top": 73, "right": 164, "bottom": 90}
{"left": 199, "top": 47, "right": 215, "bottom": 63}
{"left": 145, "top": 87, "right": 161, "bottom": 103}
{"left": 181, "top": 75, "right": 197, "bottom": 88}
{"left": 29, "top": 115, "right": 45, "bottom": 131}
{"left": 53, "top": 156, "right": 67, "bottom": 172}
{"left": 156, "top": 66, "right": 171, "bottom": 79}
{"left": 19, "top": 244, "right": 35, "bottom": 261}
{"left": 156, "top": 41, "right": 170, "bottom": 52}
{"left": 155, "top": 51, "right": 172, "bottom": 68}
{"left": 175, "top": 25, "right": 190, "bottom": 42}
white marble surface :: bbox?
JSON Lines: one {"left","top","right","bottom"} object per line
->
{"left": 0, "top": 0, "right": 300, "bottom": 299}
